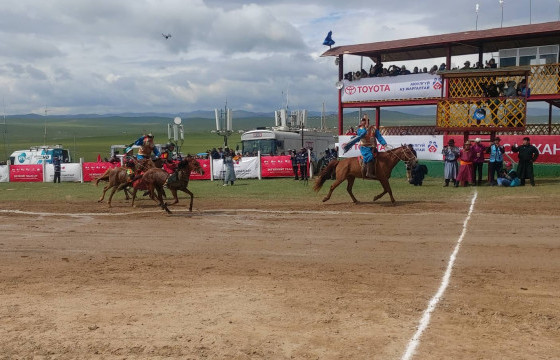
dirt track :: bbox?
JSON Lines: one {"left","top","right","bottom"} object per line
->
{"left": 1, "top": 192, "right": 559, "bottom": 359}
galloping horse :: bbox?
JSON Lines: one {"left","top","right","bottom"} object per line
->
{"left": 313, "top": 145, "right": 417, "bottom": 204}
{"left": 95, "top": 158, "right": 161, "bottom": 207}
{"left": 131, "top": 157, "right": 204, "bottom": 212}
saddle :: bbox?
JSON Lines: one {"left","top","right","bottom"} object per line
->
{"left": 358, "top": 157, "right": 377, "bottom": 179}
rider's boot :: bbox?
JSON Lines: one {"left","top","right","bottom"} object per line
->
{"left": 366, "top": 160, "right": 376, "bottom": 179}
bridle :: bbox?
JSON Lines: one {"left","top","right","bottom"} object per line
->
{"left": 385, "top": 145, "right": 417, "bottom": 163}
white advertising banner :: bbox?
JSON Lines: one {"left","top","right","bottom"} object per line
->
{"left": 338, "top": 135, "right": 444, "bottom": 161}
{"left": 341, "top": 73, "right": 443, "bottom": 102}
{"left": 44, "top": 163, "right": 82, "bottom": 182}
{"left": 212, "top": 157, "right": 260, "bottom": 179}
{"left": 0, "top": 165, "right": 8, "bottom": 182}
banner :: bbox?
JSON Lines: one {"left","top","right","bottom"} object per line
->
{"left": 261, "top": 155, "right": 294, "bottom": 177}
{"left": 444, "top": 135, "right": 560, "bottom": 164}
{"left": 341, "top": 73, "right": 443, "bottom": 103}
{"left": 338, "top": 135, "right": 444, "bottom": 160}
{"left": 9, "top": 165, "right": 43, "bottom": 182}
{"left": 45, "top": 163, "right": 82, "bottom": 182}
{"left": 213, "top": 157, "right": 260, "bottom": 179}
{"left": 0, "top": 165, "right": 8, "bottom": 182}
{"left": 190, "top": 159, "right": 211, "bottom": 180}
{"left": 82, "top": 162, "right": 120, "bottom": 182}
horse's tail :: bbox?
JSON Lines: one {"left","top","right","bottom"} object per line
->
{"left": 313, "top": 159, "right": 338, "bottom": 192}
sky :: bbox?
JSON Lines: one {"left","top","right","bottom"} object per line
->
{"left": 1, "top": 0, "right": 559, "bottom": 116}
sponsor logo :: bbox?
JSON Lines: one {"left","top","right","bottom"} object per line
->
{"left": 428, "top": 141, "right": 438, "bottom": 152}
{"left": 18, "top": 153, "right": 26, "bottom": 163}
{"left": 432, "top": 78, "right": 443, "bottom": 90}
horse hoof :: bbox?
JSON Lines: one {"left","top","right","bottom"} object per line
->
{"left": 322, "top": 198, "right": 329, "bottom": 202}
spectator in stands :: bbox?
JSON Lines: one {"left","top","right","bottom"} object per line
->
{"left": 387, "top": 65, "right": 401, "bottom": 76}
{"left": 461, "top": 61, "right": 471, "bottom": 70}
{"left": 439, "top": 63, "right": 447, "bottom": 71}
{"left": 497, "top": 161, "right": 520, "bottom": 187}
{"left": 511, "top": 137, "right": 539, "bottom": 186}
{"left": 400, "top": 65, "right": 411, "bottom": 75}
{"left": 360, "top": 69, "right": 368, "bottom": 78}
{"left": 412, "top": 66, "right": 419, "bottom": 74}
{"left": 405, "top": 144, "right": 417, "bottom": 182}
{"left": 53, "top": 156, "right": 61, "bottom": 183}
{"left": 486, "top": 137, "right": 505, "bottom": 186}
{"left": 345, "top": 127, "right": 356, "bottom": 135}
{"left": 422, "top": 67, "right": 428, "bottom": 73}
{"left": 517, "top": 79, "right": 530, "bottom": 97}
{"left": 475, "top": 61, "right": 484, "bottom": 69}
{"left": 442, "top": 139, "right": 460, "bottom": 187}
{"left": 485, "top": 58, "right": 497, "bottom": 68}
{"left": 456, "top": 141, "right": 474, "bottom": 187}
{"left": 369, "top": 62, "right": 383, "bottom": 77}
{"left": 471, "top": 138, "right": 486, "bottom": 186}
{"left": 504, "top": 80, "right": 517, "bottom": 96}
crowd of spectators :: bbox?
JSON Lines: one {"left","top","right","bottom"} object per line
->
{"left": 344, "top": 58, "right": 499, "bottom": 81}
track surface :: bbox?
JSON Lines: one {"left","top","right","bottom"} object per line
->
{"left": 1, "top": 192, "right": 559, "bottom": 359}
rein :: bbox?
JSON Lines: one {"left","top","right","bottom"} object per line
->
{"left": 385, "top": 146, "right": 416, "bottom": 163}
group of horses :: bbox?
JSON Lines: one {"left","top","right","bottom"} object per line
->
{"left": 94, "top": 145, "right": 417, "bottom": 213}
{"left": 95, "top": 156, "right": 203, "bottom": 213}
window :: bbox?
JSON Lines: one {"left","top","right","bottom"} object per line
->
{"left": 499, "top": 45, "right": 559, "bottom": 67}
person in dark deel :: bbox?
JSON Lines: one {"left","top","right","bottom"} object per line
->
{"left": 296, "top": 148, "right": 309, "bottom": 181}
{"left": 511, "top": 137, "right": 539, "bottom": 186}
{"left": 289, "top": 149, "right": 299, "bottom": 180}
{"left": 53, "top": 156, "right": 61, "bottom": 183}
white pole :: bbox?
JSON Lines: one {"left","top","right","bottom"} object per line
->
{"left": 210, "top": 155, "right": 214, "bottom": 181}
{"left": 80, "top": 157, "right": 84, "bottom": 183}
{"left": 258, "top": 151, "right": 262, "bottom": 180}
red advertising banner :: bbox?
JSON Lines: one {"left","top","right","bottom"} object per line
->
{"left": 190, "top": 159, "right": 211, "bottom": 180}
{"left": 9, "top": 165, "right": 43, "bottom": 182}
{"left": 261, "top": 155, "right": 294, "bottom": 177}
{"left": 82, "top": 162, "right": 120, "bottom": 182}
{"left": 444, "top": 135, "right": 560, "bottom": 164}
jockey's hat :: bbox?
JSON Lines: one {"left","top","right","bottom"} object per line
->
{"left": 474, "top": 137, "right": 481, "bottom": 142}
{"left": 147, "top": 133, "right": 154, "bottom": 138}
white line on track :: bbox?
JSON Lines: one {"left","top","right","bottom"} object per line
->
{"left": 400, "top": 190, "right": 478, "bottom": 360}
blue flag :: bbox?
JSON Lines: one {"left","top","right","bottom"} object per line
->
{"left": 323, "top": 31, "right": 335, "bottom": 47}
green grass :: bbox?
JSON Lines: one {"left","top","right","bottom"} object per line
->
{"left": 1, "top": 176, "right": 558, "bottom": 205}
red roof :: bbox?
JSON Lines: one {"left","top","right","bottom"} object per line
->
{"left": 321, "top": 21, "right": 560, "bottom": 62}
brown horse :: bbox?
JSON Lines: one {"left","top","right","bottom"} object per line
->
{"left": 95, "top": 158, "right": 160, "bottom": 207}
{"left": 131, "top": 157, "right": 204, "bottom": 212}
{"left": 313, "top": 145, "right": 417, "bottom": 204}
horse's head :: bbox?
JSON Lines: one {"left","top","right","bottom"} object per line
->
{"left": 402, "top": 144, "right": 418, "bottom": 167}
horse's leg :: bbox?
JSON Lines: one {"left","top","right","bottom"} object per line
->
{"left": 98, "top": 184, "right": 111, "bottom": 202}
{"left": 181, "top": 187, "right": 194, "bottom": 212}
{"left": 346, "top": 176, "right": 359, "bottom": 204}
{"left": 107, "top": 185, "right": 119, "bottom": 208}
{"left": 131, "top": 187, "right": 138, "bottom": 207}
{"left": 322, "top": 177, "right": 345, "bottom": 202}
{"left": 373, "top": 178, "right": 394, "bottom": 203}
{"left": 169, "top": 188, "right": 179, "bottom": 205}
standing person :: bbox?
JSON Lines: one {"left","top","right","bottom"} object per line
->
{"left": 128, "top": 133, "right": 160, "bottom": 160}
{"left": 471, "top": 137, "right": 486, "bottom": 186}
{"left": 486, "top": 137, "right": 505, "bottom": 186}
{"left": 289, "top": 150, "right": 299, "bottom": 180}
{"left": 223, "top": 148, "right": 236, "bottom": 186}
{"left": 356, "top": 114, "right": 387, "bottom": 179}
{"left": 456, "top": 142, "right": 474, "bottom": 187}
{"left": 296, "top": 148, "right": 309, "bottom": 181}
{"left": 512, "top": 137, "right": 539, "bottom": 186}
{"left": 53, "top": 156, "right": 61, "bottom": 183}
{"left": 442, "top": 139, "right": 460, "bottom": 187}
{"left": 405, "top": 144, "right": 417, "bottom": 182}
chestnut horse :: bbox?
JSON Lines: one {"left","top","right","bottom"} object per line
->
{"left": 313, "top": 145, "right": 417, "bottom": 204}
{"left": 95, "top": 158, "right": 161, "bottom": 207}
{"left": 131, "top": 157, "right": 204, "bottom": 212}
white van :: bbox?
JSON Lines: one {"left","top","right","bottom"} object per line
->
{"left": 9, "top": 145, "right": 71, "bottom": 165}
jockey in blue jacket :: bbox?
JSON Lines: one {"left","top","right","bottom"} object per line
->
{"left": 127, "top": 133, "right": 160, "bottom": 160}
{"left": 356, "top": 115, "right": 387, "bottom": 178}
